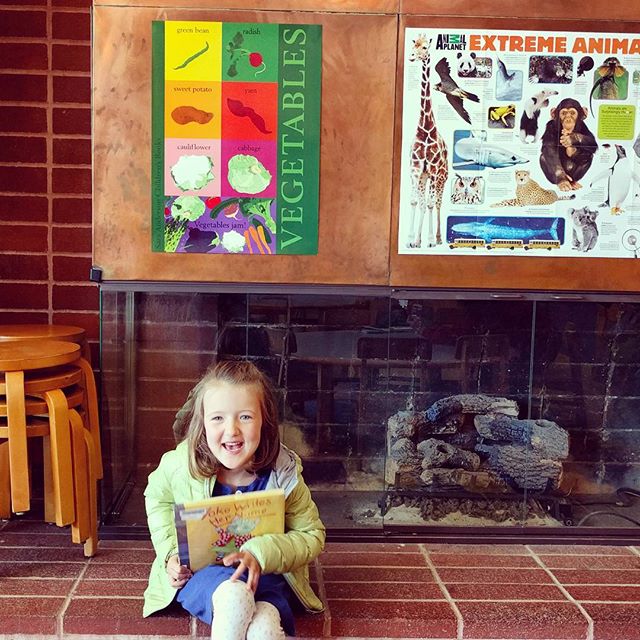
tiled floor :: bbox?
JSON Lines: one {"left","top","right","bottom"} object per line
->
{"left": 1, "top": 519, "right": 639, "bottom": 639}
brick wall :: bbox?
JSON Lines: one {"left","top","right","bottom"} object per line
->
{"left": 0, "top": 0, "right": 98, "bottom": 358}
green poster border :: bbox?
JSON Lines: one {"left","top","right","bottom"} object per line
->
{"left": 151, "top": 22, "right": 322, "bottom": 255}
{"left": 151, "top": 22, "right": 165, "bottom": 251}
{"left": 277, "top": 24, "right": 322, "bottom": 255}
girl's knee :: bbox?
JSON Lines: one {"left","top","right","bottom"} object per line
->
{"left": 246, "top": 601, "right": 285, "bottom": 640}
{"left": 212, "top": 579, "right": 254, "bottom": 609}
{"left": 211, "top": 580, "right": 256, "bottom": 640}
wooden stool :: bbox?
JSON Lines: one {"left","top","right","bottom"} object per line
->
{"left": 0, "top": 385, "right": 84, "bottom": 524}
{"left": 0, "top": 408, "right": 98, "bottom": 556}
{"left": 0, "top": 324, "right": 91, "bottom": 362}
{"left": 0, "top": 348, "right": 103, "bottom": 483}
{"left": 0, "top": 340, "right": 81, "bottom": 516}
{"left": 0, "top": 341, "right": 100, "bottom": 556}
{"left": 69, "top": 408, "right": 99, "bottom": 556}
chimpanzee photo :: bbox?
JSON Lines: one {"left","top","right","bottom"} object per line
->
{"left": 539, "top": 98, "right": 598, "bottom": 191}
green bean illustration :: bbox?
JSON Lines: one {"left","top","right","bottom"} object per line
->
{"left": 174, "top": 41, "right": 209, "bottom": 70}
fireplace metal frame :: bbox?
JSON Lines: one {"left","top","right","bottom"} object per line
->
{"left": 98, "top": 282, "right": 640, "bottom": 544}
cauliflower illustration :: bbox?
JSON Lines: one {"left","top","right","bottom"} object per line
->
{"left": 170, "top": 155, "right": 214, "bottom": 191}
{"left": 221, "top": 229, "right": 246, "bottom": 253}
{"left": 227, "top": 154, "right": 271, "bottom": 194}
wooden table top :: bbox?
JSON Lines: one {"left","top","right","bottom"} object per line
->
{"left": 0, "top": 340, "right": 81, "bottom": 372}
{"left": 0, "top": 324, "right": 85, "bottom": 342}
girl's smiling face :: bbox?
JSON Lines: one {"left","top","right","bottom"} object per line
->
{"left": 203, "top": 382, "right": 262, "bottom": 479}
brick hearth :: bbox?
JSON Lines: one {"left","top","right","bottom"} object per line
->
{"left": 1, "top": 519, "right": 639, "bottom": 639}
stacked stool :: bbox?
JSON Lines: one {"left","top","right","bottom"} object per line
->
{"left": 0, "top": 325, "right": 102, "bottom": 556}
{"left": 0, "top": 324, "right": 91, "bottom": 360}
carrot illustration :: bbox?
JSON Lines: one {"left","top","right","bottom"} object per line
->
{"left": 256, "top": 224, "right": 272, "bottom": 254}
{"left": 248, "top": 225, "right": 265, "bottom": 254}
{"left": 244, "top": 230, "right": 253, "bottom": 254}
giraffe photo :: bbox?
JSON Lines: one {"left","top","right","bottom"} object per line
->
{"left": 405, "top": 34, "right": 449, "bottom": 248}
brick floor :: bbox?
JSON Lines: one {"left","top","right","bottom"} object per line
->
{"left": 0, "top": 519, "right": 639, "bottom": 639}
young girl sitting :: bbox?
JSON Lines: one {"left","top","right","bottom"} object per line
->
{"left": 143, "top": 360, "right": 325, "bottom": 639}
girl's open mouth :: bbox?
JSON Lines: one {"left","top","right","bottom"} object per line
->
{"left": 223, "top": 442, "right": 244, "bottom": 452}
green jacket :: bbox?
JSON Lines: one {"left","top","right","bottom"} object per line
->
{"left": 143, "top": 441, "right": 325, "bottom": 617}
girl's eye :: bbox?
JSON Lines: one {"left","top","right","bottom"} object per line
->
{"left": 240, "top": 414, "right": 253, "bottom": 421}
{"left": 209, "top": 415, "right": 223, "bottom": 422}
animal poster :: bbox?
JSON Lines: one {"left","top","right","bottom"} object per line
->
{"left": 151, "top": 21, "right": 322, "bottom": 255}
{"left": 398, "top": 27, "right": 640, "bottom": 258}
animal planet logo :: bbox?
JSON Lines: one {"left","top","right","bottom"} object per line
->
{"left": 435, "top": 34, "right": 467, "bottom": 51}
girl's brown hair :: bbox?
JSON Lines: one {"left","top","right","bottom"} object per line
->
{"left": 185, "top": 360, "right": 280, "bottom": 479}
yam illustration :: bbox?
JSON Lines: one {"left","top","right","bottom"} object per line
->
{"left": 171, "top": 106, "right": 213, "bottom": 125}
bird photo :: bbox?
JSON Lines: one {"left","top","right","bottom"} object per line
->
{"left": 577, "top": 56, "right": 594, "bottom": 77}
{"left": 434, "top": 57, "right": 480, "bottom": 124}
{"left": 590, "top": 144, "right": 640, "bottom": 215}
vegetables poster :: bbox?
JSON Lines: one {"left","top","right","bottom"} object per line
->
{"left": 398, "top": 27, "right": 640, "bottom": 258}
{"left": 151, "top": 21, "right": 322, "bottom": 255}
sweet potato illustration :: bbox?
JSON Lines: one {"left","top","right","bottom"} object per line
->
{"left": 171, "top": 106, "right": 213, "bottom": 125}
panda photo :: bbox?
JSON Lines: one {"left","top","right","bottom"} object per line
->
{"left": 457, "top": 51, "right": 477, "bottom": 77}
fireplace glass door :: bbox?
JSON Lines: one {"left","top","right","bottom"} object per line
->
{"left": 99, "top": 288, "right": 640, "bottom": 539}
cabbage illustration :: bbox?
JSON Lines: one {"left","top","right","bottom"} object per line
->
{"left": 221, "top": 229, "right": 246, "bottom": 253}
{"left": 170, "top": 195, "right": 206, "bottom": 222}
{"left": 227, "top": 154, "right": 271, "bottom": 194}
{"left": 170, "top": 155, "right": 214, "bottom": 191}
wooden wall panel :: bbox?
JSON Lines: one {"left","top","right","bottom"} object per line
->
{"left": 94, "top": 0, "right": 399, "bottom": 12}
{"left": 92, "top": 6, "right": 396, "bottom": 283}
{"left": 94, "top": 1, "right": 640, "bottom": 291}
{"left": 389, "top": 14, "right": 640, "bottom": 292}
{"left": 401, "top": 0, "right": 640, "bottom": 20}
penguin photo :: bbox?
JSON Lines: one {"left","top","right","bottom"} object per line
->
{"left": 590, "top": 144, "right": 640, "bottom": 215}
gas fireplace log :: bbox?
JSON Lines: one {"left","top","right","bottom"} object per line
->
{"left": 419, "top": 467, "right": 510, "bottom": 493}
{"left": 387, "top": 410, "right": 460, "bottom": 444}
{"left": 386, "top": 437, "right": 423, "bottom": 486}
{"left": 418, "top": 438, "right": 481, "bottom": 471}
{"left": 425, "top": 394, "right": 519, "bottom": 423}
{"left": 387, "top": 410, "right": 423, "bottom": 440}
{"left": 389, "top": 437, "right": 421, "bottom": 463}
{"left": 474, "top": 414, "right": 569, "bottom": 459}
{"left": 448, "top": 430, "right": 480, "bottom": 451}
{"left": 419, "top": 413, "right": 465, "bottom": 437}
{"left": 475, "top": 444, "right": 563, "bottom": 491}
{"left": 386, "top": 467, "right": 424, "bottom": 487}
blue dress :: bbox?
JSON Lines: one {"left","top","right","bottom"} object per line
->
{"left": 176, "top": 473, "right": 296, "bottom": 636}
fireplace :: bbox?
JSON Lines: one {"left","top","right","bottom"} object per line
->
{"left": 98, "top": 286, "right": 640, "bottom": 541}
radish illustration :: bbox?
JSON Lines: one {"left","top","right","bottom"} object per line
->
{"left": 226, "top": 32, "right": 266, "bottom": 77}
{"left": 249, "top": 52, "right": 266, "bottom": 75}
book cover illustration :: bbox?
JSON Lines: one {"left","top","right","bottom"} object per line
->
{"left": 174, "top": 488, "right": 285, "bottom": 572}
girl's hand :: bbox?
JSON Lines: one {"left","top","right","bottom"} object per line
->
{"left": 223, "top": 551, "right": 261, "bottom": 593}
{"left": 166, "top": 554, "right": 192, "bottom": 589}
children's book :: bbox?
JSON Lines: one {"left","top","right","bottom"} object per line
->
{"left": 174, "top": 488, "right": 285, "bottom": 572}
